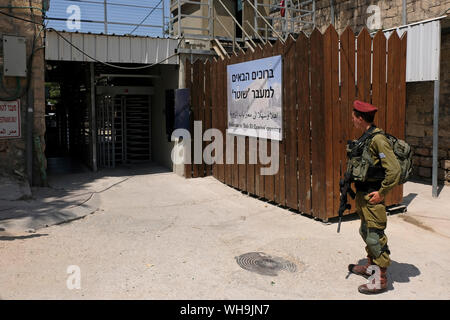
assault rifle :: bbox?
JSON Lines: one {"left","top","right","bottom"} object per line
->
{"left": 337, "top": 166, "right": 356, "bottom": 233}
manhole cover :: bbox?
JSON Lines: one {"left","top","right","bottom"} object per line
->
{"left": 235, "top": 252, "right": 297, "bottom": 276}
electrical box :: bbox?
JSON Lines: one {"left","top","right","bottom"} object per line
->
{"left": 3, "top": 36, "right": 27, "bottom": 78}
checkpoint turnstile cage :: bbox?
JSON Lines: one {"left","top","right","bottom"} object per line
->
{"left": 96, "top": 88, "right": 153, "bottom": 169}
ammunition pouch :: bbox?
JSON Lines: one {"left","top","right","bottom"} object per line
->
{"left": 346, "top": 127, "right": 386, "bottom": 183}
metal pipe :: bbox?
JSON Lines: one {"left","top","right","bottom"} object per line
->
{"left": 313, "top": 0, "right": 316, "bottom": 29}
{"left": 245, "top": 20, "right": 267, "bottom": 46}
{"left": 208, "top": 0, "right": 213, "bottom": 39}
{"left": 162, "top": 0, "right": 165, "bottom": 35}
{"left": 102, "top": 100, "right": 105, "bottom": 167}
{"left": 330, "top": 0, "right": 335, "bottom": 26}
{"left": 26, "top": 84, "right": 34, "bottom": 186}
{"left": 106, "top": 98, "right": 110, "bottom": 167}
{"left": 216, "top": 0, "right": 258, "bottom": 48}
{"left": 90, "top": 63, "right": 97, "bottom": 172}
{"left": 104, "top": 0, "right": 108, "bottom": 34}
{"left": 111, "top": 96, "right": 116, "bottom": 168}
{"left": 254, "top": 0, "right": 258, "bottom": 41}
{"left": 432, "top": 79, "right": 440, "bottom": 198}
{"left": 432, "top": 21, "right": 442, "bottom": 198}
{"left": 178, "top": 0, "right": 181, "bottom": 37}
{"left": 123, "top": 96, "right": 127, "bottom": 164}
{"left": 233, "top": 20, "right": 236, "bottom": 53}
{"left": 402, "top": 0, "right": 407, "bottom": 25}
{"left": 284, "top": 0, "right": 288, "bottom": 38}
{"left": 382, "top": 15, "right": 447, "bottom": 32}
{"left": 245, "top": 0, "right": 285, "bottom": 44}
{"left": 216, "top": 15, "right": 244, "bottom": 53}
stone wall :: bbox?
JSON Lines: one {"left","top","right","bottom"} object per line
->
{"left": 0, "top": 0, "right": 46, "bottom": 189}
{"left": 406, "top": 27, "right": 450, "bottom": 185}
{"left": 311, "top": 0, "right": 450, "bottom": 34}
{"left": 281, "top": 0, "right": 450, "bottom": 185}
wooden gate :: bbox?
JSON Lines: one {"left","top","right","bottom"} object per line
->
{"left": 184, "top": 26, "right": 407, "bottom": 221}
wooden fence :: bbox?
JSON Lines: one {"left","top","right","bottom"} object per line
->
{"left": 184, "top": 25, "right": 407, "bottom": 221}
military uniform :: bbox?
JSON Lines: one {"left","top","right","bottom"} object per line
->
{"left": 355, "top": 126, "right": 401, "bottom": 268}
{"left": 347, "top": 100, "right": 401, "bottom": 294}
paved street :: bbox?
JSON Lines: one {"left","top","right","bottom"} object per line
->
{"left": 1, "top": 164, "right": 449, "bottom": 299}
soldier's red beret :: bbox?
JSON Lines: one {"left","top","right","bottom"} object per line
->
{"left": 353, "top": 100, "right": 378, "bottom": 113}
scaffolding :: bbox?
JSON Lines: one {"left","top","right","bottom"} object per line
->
{"left": 169, "top": 0, "right": 316, "bottom": 42}
{"left": 254, "top": 0, "right": 316, "bottom": 38}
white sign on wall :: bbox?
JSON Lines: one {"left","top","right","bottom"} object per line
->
{"left": 0, "top": 100, "right": 21, "bottom": 138}
{"left": 227, "top": 55, "right": 283, "bottom": 141}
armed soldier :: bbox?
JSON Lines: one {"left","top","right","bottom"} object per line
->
{"left": 346, "top": 100, "right": 401, "bottom": 294}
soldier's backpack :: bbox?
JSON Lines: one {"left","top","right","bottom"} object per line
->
{"left": 379, "top": 132, "right": 413, "bottom": 184}
{"left": 346, "top": 129, "right": 413, "bottom": 185}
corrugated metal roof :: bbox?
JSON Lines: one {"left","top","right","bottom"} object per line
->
{"left": 384, "top": 18, "right": 442, "bottom": 82}
{"left": 45, "top": 30, "right": 179, "bottom": 65}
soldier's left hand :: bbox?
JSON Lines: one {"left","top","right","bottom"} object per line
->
{"left": 368, "top": 191, "right": 384, "bottom": 204}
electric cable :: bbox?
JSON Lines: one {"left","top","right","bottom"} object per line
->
{"left": 129, "top": 0, "right": 164, "bottom": 35}
{"left": 0, "top": 10, "right": 45, "bottom": 26}
{"left": 0, "top": 7, "right": 181, "bottom": 74}
{"left": 47, "top": 27, "right": 180, "bottom": 70}
{"left": 0, "top": 6, "right": 45, "bottom": 13}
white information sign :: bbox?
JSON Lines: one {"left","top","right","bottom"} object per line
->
{"left": 227, "top": 55, "right": 283, "bottom": 141}
{"left": 0, "top": 100, "right": 21, "bottom": 138}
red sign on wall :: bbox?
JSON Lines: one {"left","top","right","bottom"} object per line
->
{"left": 0, "top": 100, "right": 21, "bottom": 139}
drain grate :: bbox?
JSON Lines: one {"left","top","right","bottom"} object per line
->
{"left": 235, "top": 252, "right": 297, "bottom": 276}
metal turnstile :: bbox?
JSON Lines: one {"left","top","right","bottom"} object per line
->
{"left": 96, "top": 86, "right": 153, "bottom": 169}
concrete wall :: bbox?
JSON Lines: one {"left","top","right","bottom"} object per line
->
{"left": 213, "top": 0, "right": 236, "bottom": 38}
{"left": 170, "top": 0, "right": 237, "bottom": 39}
{"left": 170, "top": 1, "right": 207, "bottom": 38}
{"left": 150, "top": 64, "right": 179, "bottom": 171}
{"left": 0, "top": 0, "right": 46, "bottom": 189}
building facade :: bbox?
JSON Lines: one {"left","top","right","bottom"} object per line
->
{"left": 0, "top": 0, "right": 47, "bottom": 194}
{"left": 305, "top": 0, "right": 450, "bottom": 185}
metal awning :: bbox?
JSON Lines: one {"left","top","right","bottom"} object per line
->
{"left": 382, "top": 16, "right": 447, "bottom": 198}
{"left": 383, "top": 16, "right": 446, "bottom": 82}
{"left": 45, "top": 30, "right": 179, "bottom": 65}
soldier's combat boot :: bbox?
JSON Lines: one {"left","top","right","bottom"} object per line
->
{"left": 348, "top": 256, "right": 373, "bottom": 278}
{"left": 357, "top": 266, "right": 388, "bottom": 294}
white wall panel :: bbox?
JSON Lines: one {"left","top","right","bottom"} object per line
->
{"left": 119, "top": 37, "right": 131, "bottom": 63}
{"left": 46, "top": 30, "right": 178, "bottom": 66}
{"left": 108, "top": 36, "right": 120, "bottom": 62}
{"left": 385, "top": 19, "right": 441, "bottom": 82}
{"left": 84, "top": 34, "right": 96, "bottom": 62}
{"left": 71, "top": 33, "right": 84, "bottom": 61}
{"left": 95, "top": 35, "right": 108, "bottom": 62}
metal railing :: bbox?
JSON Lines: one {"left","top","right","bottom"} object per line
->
{"left": 169, "top": 0, "right": 315, "bottom": 42}
{"left": 257, "top": 0, "right": 316, "bottom": 39}
{"left": 44, "top": 0, "right": 169, "bottom": 37}
{"left": 169, "top": 0, "right": 213, "bottom": 40}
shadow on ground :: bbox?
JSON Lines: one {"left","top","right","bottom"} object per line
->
{"left": 0, "top": 162, "right": 171, "bottom": 232}
{"left": 402, "top": 193, "right": 418, "bottom": 206}
{"left": 0, "top": 233, "right": 49, "bottom": 241}
{"left": 328, "top": 192, "right": 421, "bottom": 227}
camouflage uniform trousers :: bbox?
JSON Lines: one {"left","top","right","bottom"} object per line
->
{"left": 355, "top": 191, "right": 391, "bottom": 268}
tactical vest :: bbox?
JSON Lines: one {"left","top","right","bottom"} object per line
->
{"left": 346, "top": 127, "right": 413, "bottom": 184}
